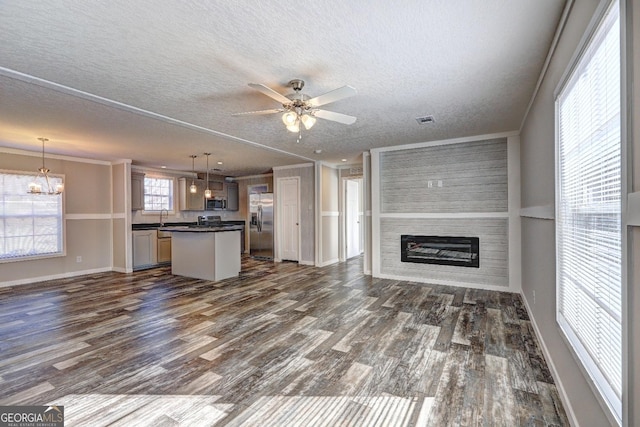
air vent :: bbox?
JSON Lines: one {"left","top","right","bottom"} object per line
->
{"left": 349, "top": 167, "right": 363, "bottom": 175}
{"left": 415, "top": 115, "right": 435, "bottom": 125}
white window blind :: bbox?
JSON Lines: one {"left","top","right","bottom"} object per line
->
{"left": 0, "top": 170, "right": 64, "bottom": 261}
{"left": 556, "top": 0, "right": 621, "bottom": 422}
{"left": 143, "top": 176, "right": 173, "bottom": 211}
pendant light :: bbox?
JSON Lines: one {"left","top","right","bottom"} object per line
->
{"left": 189, "top": 155, "right": 198, "bottom": 194}
{"left": 203, "top": 153, "right": 212, "bottom": 199}
{"left": 28, "top": 137, "right": 64, "bottom": 195}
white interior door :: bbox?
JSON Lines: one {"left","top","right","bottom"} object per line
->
{"left": 279, "top": 177, "right": 299, "bottom": 261}
{"left": 346, "top": 179, "right": 361, "bottom": 259}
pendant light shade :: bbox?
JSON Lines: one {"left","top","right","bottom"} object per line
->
{"left": 189, "top": 155, "right": 198, "bottom": 194}
{"left": 204, "top": 153, "right": 212, "bottom": 199}
{"left": 28, "top": 137, "right": 64, "bottom": 195}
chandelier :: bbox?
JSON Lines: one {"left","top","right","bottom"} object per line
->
{"left": 28, "top": 137, "right": 64, "bottom": 195}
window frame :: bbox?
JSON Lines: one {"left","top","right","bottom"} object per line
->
{"left": 142, "top": 175, "right": 175, "bottom": 214}
{"left": 553, "top": 0, "right": 622, "bottom": 424}
{"left": 0, "top": 168, "right": 66, "bottom": 263}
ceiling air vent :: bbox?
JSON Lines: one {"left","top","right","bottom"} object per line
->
{"left": 415, "top": 115, "right": 435, "bottom": 125}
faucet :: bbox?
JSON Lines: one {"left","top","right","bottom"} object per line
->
{"left": 159, "top": 209, "right": 169, "bottom": 227}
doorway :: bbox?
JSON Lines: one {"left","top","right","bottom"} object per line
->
{"left": 277, "top": 177, "right": 300, "bottom": 262}
{"left": 344, "top": 178, "right": 363, "bottom": 259}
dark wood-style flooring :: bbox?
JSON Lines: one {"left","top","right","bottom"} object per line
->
{"left": 0, "top": 256, "right": 568, "bottom": 426}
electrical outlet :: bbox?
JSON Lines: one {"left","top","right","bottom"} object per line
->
{"left": 428, "top": 180, "right": 433, "bottom": 188}
{"left": 76, "top": 256, "right": 82, "bottom": 263}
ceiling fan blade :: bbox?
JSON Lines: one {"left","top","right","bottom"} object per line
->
{"left": 248, "top": 83, "right": 291, "bottom": 105}
{"left": 313, "top": 109, "right": 357, "bottom": 125}
{"left": 307, "top": 85, "right": 357, "bottom": 107}
{"left": 231, "top": 108, "right": 283, "bottom": 116}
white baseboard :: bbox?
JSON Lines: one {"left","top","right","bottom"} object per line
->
{"left": 299, "top": 260, "right": 315, "bottom": 266}
{"left": 0, "top": 267, "right": 113, "bottom": 288}
{"left": 318, "top": 258, "right": 339, "bottom": 267}
{"left": 521, "top": 294, "right": 578, "bottom": 427}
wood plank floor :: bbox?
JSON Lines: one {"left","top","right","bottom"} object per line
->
{"left": 0, "top": 256, "right": 569, "bottom": 426}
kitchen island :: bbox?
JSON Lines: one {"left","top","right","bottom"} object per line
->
{"left": 160, "top": 225, "right": 243, "bottom": 281}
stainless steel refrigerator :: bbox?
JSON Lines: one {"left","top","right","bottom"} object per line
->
{"left": 249, "top": 192, "right": 273, "bottom": 259}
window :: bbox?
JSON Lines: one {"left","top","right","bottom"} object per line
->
{"left": 143, "top": 176, "right": 174, "bottom": 211}
{"left": 0, "top": 170, "right": 64, "bottom": 261}
{"left": 556, "top": 0, "right": 621, "bottom": 422}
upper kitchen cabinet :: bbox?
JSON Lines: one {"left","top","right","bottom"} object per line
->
{"left": 226, "top": 181, "right": 239, "bottom": 211}
{"left": 209, "top": 180, "right": 224, "bottom": 198}
{"left": 178, "top": 177, "right": 205, "bottom": 210}
{"left": 131, "top": 171, "right": 145, "bottom": 210}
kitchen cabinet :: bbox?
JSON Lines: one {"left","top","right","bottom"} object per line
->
{"left": 131, "top": 171, "right": 145, "bottom": 211}
{"left": 132, "top": 229, "right": 157, "bottom": 269}
{"left": 157, "top": 230, "right": 172, "bottom": 263}
{"left": 208, "top": 180, "right": 225, "bottom": 200}
{"left": 226, "top": 182, "right": 239, "bottom": 211}
{"left": 209, "top": 180, "right": 224, "bottom": 192}
{"left": 178, "top": 177, "right": 205, "bottom": 210}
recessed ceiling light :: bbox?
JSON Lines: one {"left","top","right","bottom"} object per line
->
{"left": 314, "top": 149, "right": 322, "bottom": 154}
{"left": 341, "top": 159, "right": 347, "bottom": 162}
{"left": 161, "top": 165, "right": 167, "bottom": 169}
{"left": 217, "top": 161, "right": 223, "bottom": 165}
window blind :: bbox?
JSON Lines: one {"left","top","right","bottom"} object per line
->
{"left": 0, "top": 171, "right": 64, "bottom": 260}
{"left": 556, "top": 0, "right": 621, "bottom": 422}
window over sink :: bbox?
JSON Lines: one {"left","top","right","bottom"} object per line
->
{"left": 143, "top": 176, "right": 174, "bottom": 212}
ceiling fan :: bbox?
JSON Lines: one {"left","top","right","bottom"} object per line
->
{"left": 232, "top": 79, "right": 357, "bottom": 136}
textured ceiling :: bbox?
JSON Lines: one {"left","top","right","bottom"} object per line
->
{"left": 0, "top": 0, "right": 566, "bottom": 176}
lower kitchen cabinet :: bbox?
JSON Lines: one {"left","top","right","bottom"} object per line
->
{"left": 157, "top": 231, "right": 172, "bottom": 263}
{"left": 132, "top": 229, "right": 157, "bottom": 269}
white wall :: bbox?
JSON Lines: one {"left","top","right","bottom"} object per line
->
{"left": 273, "top": 163, "right": 315, "bottom": 264}
{"left": 0, "top": 150, "right": 115, "bottom": 285}
{"left": 319, "top": 164, "right": 339, "bottom": 266}
{"left": 519, "top": 0, "right": 616, "bottom": 425}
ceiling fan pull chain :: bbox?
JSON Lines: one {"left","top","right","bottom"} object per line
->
{"left": 297, "top": 128, "right": 302, "bottom": 143}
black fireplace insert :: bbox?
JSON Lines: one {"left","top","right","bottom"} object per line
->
{"left": 401, "top": 235, "right": 479, "bottom": 268}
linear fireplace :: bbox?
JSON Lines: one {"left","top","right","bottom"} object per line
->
{"left": 401, "top": 235, "right": 480, "bottom": 268}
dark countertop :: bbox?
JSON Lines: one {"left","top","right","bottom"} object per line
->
{"left": 159, "top": 225, "right": 243, "bottom": 233}
{"left": 132, "top": 221, "right": 245, "bottom": 230}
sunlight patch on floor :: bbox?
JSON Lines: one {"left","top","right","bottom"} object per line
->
{"left": 52, "top": 394, "right": 434, "bottom": 427}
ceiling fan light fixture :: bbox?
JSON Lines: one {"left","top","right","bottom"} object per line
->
{"left": 282, "top": 111, "right": 297, "bottom": 126}
{"left": 300, "top": 113, "right": 316, "bottom": 130}
{"left": 286, "top": 121, "right": 300, "bottom": 133}
{"left": 238, "top": 79, "right": 357, "bottom": 137}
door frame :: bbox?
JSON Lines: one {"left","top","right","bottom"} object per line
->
{"left": 341, "top": 177, "right": 363, "bottom": 261}
{"left": 275, "top": 176, "right": 301, "bottom": 262}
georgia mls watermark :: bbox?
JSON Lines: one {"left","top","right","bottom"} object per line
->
{"left": 0, "top": 406, "right": 64, "bottom": 427}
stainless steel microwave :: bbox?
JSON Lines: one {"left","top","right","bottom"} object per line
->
{"left": 205, "top": 198, "right": 226, "bottom": 210}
